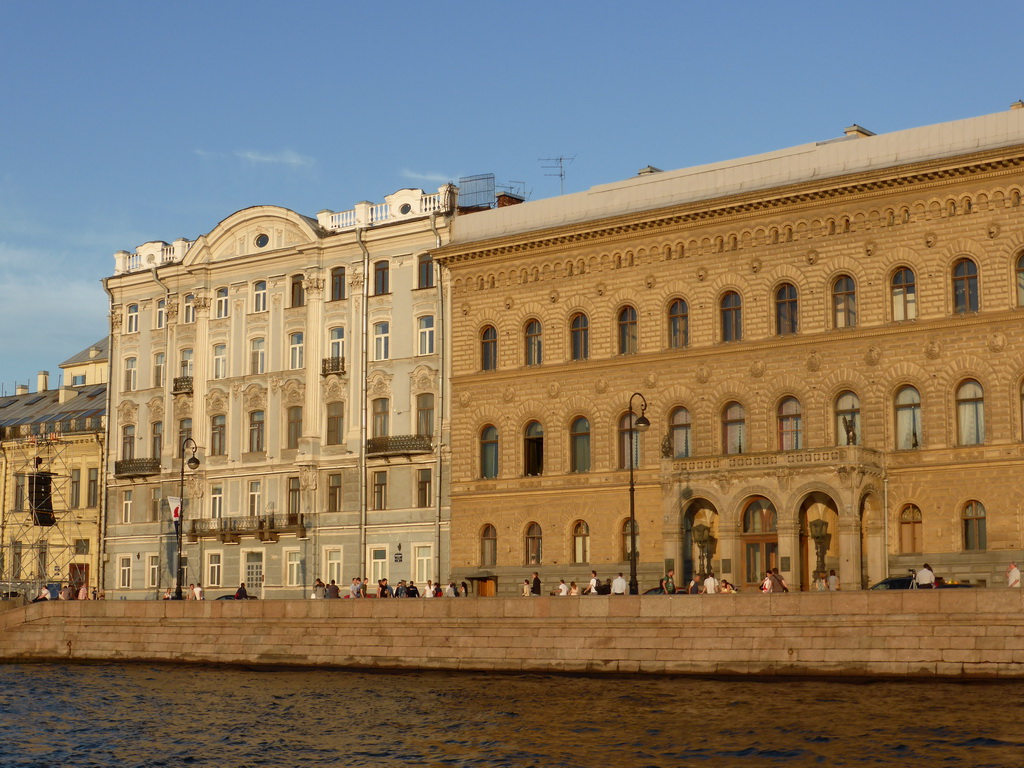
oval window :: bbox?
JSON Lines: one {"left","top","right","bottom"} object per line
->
{"left": 255, "top": 234, "right": 269, "bottom": 248}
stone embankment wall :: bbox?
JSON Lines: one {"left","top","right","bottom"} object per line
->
{"left": 2, "top": 590, "right": 1023, "bottom": 678}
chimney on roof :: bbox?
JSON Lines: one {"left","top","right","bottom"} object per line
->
{"left": 637, "top": 165, "right": 663, "bottom": 176}
{"left": 37, "top": 371, "right": 49, "bottom": 393}
{"left": 1012, "top": 100, "right": 1024, "bottom": 110}
{"left": 844, "top": 124, "right": 875, "bottom": 138}
{"left": 495, "top": 192, "right": 525, "bottom": 208}
{"left": 15, "top": 384, "right": 28, "bottom": 396}
{"left": 89, "top": 345, "right": 100, "bottom": 359}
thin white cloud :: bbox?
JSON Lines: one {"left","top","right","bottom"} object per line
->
{"left": 235, "top": 149, "right": 314, "bottom": 167}
{"left": 401, "top": 168, "right": 453, "bottom": 183}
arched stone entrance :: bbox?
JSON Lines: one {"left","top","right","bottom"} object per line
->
{"left": 681, "top": 499, "right": 719, "bottom": 584}
{"left": 797, "top": 492, "right": 840, "bottom": 591}
{"left": 739, "top": 496, "right": 778, "bottom": 587}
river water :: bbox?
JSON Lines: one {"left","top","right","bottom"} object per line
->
{"left": 1, "top": 663, "right": 1021, "bottom": 767}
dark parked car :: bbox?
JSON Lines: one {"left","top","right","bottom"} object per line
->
{"left": 215, "top": 594, "right": 259, "bottom": 600}
{"left": 869, "top": 576, "right": 975, "bottom": 590}
{"left": 642, "top": 587, "right": 687, "bottom": 595}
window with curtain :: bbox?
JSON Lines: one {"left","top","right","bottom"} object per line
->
{"left": 777, "top": 397, "right": 802, "bottom": 450}
{"left": 248, "top": 411, "right": 264, "bottom": 452}
{"left": 416, "top": 393, "right": 434, "bottom": 436}
{"left": 326, "top": 402, "right": 344, "bottom": 445}
{"left": 622, "top": 519, "right": 638, "bottom": 562}
{"left": 723, "top": 401, "right": 745, "bottom": 454}
{"left": 525, "top": 320, "right": 542, "bottom": 366}
{"left": 952, "top": 257, "right": 979, "bottom": 314}
{"left": 956, "top": 379, "right": 984, "bottom": 445}
{"left": 891, "top": 268, "right": 917, "bottom": 321}
{"left": 895, "top": 386, "right": 921, "bottom": 450}
{"left": 670, "top": 407, "right": 691, "bottom": 458}
{"left": 618, "top": 413, "right": 642, "bottom": 469}
{"left": 572, "top": 520, "right": 590, "bottom": 564}
{"left": 962, "top": 500, "right": 986, "bottom": 550}
{"left": 570, "top": 416, "right": 591, "bottom": 473}
{"left": 525, "top": 522, "right": 542, "bottom": 565}
{"left": 832, "top": 275, "right": 856, "bottom": 328}
{"left": 480, "top": 425, "right": 498, "bottom": 478}
{"left": 286, "top": 406, "right": 302, "bottom": 449}
{"left": 371, "top": 398, "right": 389, "bottom": 438}
{"left": 668, "top": 299, "right": 688, "bottom": 349}
{"left": 480, "top": 524, "right": 497, "bottom": 567}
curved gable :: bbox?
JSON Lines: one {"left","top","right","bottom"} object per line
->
{"left": 184, "top": 206, "right": 319, "bottom": 267}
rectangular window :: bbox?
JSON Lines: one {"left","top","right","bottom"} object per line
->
{"left": 286, "top": 550, "right": 302, "bottom": 587}
{"left": 417, "top": 468, "right": 432, "bottom": 508}
{"left": 211, "top": 485, "right": 223, "bottom": 519}
{"left": 123, "top": 358, "right": 137, "bottom": 392}
{"left": 326, "top": 402, "right": 344, "bottom": 446}
{"left": 372, "top": 398, "right": 389, "bottom": 438}
{"left": 150, "top": 487, "right": 162, "bottom": 522}
{"left": 417, "top": 316, "right": 435, "bottom": 355}
{"left": 126, "top": 305, "right": 139, "bottom": 334}
{"left": 418, "top": 254, "right": 434, "bottom": 289}
{"left": 414, "top": 545, "right": 432, "bottom": 584}
{"left": 287, "top": 407, "right": 302, "bottom": 450}
{"left": 370, "top": 547, "right": 387, "bottom": 583}
{"left": 178, "top": 419, "right": 192, "bottom": 456}
{"left": 213, "top": 344, "right": 227, "bottom": 379}
{"left": 325, "top": 549, "right": 343, "bottom": 585}
{"left": 74, "top": 539, "right": 89, "bottom": 555}
{"left": 183, "top": 294, "right": 195, "bottom": 324}
{"left": 119, "top": 556, "right": 132, "bottom": 589}
{"left": 14, "top": 475, "right": 25, "bottom": 511}
{"left": 327, "top": 473, "right": 342, "bottom": 512}
{"left": 330, "top": 268, "right": 346, "bottom": 301}
{"left": 180, "top": 348, "right": 194, "bottom": 377}
{"left": 151, "top": 421, "right": 163, "bottom": 459}
{"left": 374, "top": 261, "right": 389, "bottom": 295}
{"left": 69, "top": 469, "right": 81, "bottom": 509}
{"left": 248, "top": 481, "right": 261, "bottom": 516}
{"left": 372, "top": 471, "right": 387, "bottom": 510}
{"left": 122, "top": 490, "right": 133, "bottom": 524}
{"left": 289, "top": 333, "right": 304, "bottom": 369}
{"left": 253, "top": 281, "right": 267, "bottom": 313}
{"left": 250, "top": 338, "right": 265, "bottom": 375}
{"left": 288, "top": 476, "right": 301, "bottom": 516}
{"left": 147, "top": 555, "right": 160, "bottom": 588}
{"left": 210, "top": 415, "right": 226, "bottom": 456}
{"left": 153, "top": 352, "right": 165, "bottom": 387}
{"left": 245, "top": 551, "right": 263, "bottom": 590}
{"left": 249, "top": 411, "right": 265, "bottom": 452}
{"left": 121, "top": 425, "right": 136, "bottom": 460}
{"left": 373, "top": 322, "right": 389, "bottom": 361}
{"left": 87, "top": 468, "right": 99, "bottom": 507}
{"left": 215, "top": 288, "right": 229, "bottom": 318}
{"left": 155, "top": 300, "right": 165, "bottom": 329}
{"left": 207, "top": 552, "right": 222, "bottom": 587}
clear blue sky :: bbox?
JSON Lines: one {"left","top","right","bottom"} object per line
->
{"left": 1, "top": 1, "right": 1022, "bottom": 390}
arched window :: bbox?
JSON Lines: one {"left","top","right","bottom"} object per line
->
{"left": 290, "top": 274, "right": 305, "bottom": 308}
{"left": 125, "top": 304, "right": 139, "bottom": 333}
{"left": 723, "top": 401, "right": 745, "bottom": 454}
{"left": 670, "top": 407, "right": 691, "bottom": 458}
{"left": 215, "top": 287, "right": 229, "bottom": 318}
{"left": 956, "top": 379, "right": 984, "bottom": 446}
{"left": 570, "top": 417, "right": 591, "bottom": 473}
{"left": 373, "top": 261, "right": 390, "bottom": 295}
{"left": 330, "top": 267, "right": 346, "bottom": 301}
{"left": 962, "top": 500, "right": 986, "bottom": 551}
{"left": 480, "top": 524, "right": 497, "bottom": 567}
{"left": 891, "top": 268, "right": 917, "bottom": 321}
{"left": 775, "top": 283, "right": 798, "bottom": 335}
{"left": 524, "top": 421, "right": 544, "bottom": 476}
{"left": 417, "top": 254, "right": 434, "bottom": 289}
{"left": 835, "top": 391, "right": 861, "bottom": 446}
{"left": 570, "top": 313, "right": 589, "bottom": 361}
{"left": 481, "top": 325, "right": 498, "bottom": 371}
{"left": 899, "top": 504, "right": 922, "bottom": 554}
{"left": 777, "top": 397, "right": 802, "bottom": 450}
{"left": 668, "top": 298, "right": 689, "bottom": 349}
{"left": 895, "top": 386, "right": 921, "bottom": 450}
{"left": 525, "top": 320, "right": 542, "bottom": 366}
{"left": 416, "top": 393, "right": 434, "bottom": 437}
{"left": 253, "top": 281, "right": 267, "bottom": 312}
{"left": 326, "top": 402, "right": 344, "bottom": 446}
{"left": 525, "top": 522, "right": 542, "bottom": 565}
{"left": 952, "top": 257, "right": 979, "bottom": 314}
{"left": 832, "top": 275, "right": 856, "bottom": 329}
{"left": 480, "top": 425, "right": 499, "bottom": 479}
{"left": 721, "top": 291, "right": 742, "bottom": 342}
{"left": 618, "top": 305, "right": 638, "bottom": 354}
{"left": 1016, "top": 253, "right": 1024, "bottom": 307}
{"left": 572, "top": 520, "right": 590, "bottom": 564}
{"left": 248, "top": 411, "right": 265, "bottom": 453}
{"left": 742, "top": 497, "right": 778, "bottom": 585}
{"left": 618, "top": 413, "right": 643, "bottom": 469}
{"left": 621, "top": 518, "right": 638, "bottom": 562}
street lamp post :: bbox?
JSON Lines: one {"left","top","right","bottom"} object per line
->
{"left": 627, "top": 392, "right": 650, "bottom": 595}
{"left": 175, "top": 437, "right": 201, "bottom": 600}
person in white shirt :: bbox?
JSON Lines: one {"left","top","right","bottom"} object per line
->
{"left": 702, "top": 572, "right": 719, "bottom": 594}
{"left": 611, "top": 573, "right": 627, "bottom": 595}
{"left": 586, "top": 571, "right": 600, "bottom": 595}
{"left": 556, "top": 579, "right": 569, "bottom": 596}
{"left": 424, "top": 580, "right": 435, "bottom": 598}
{"left": 827, "top": 569, "right": 840, "bottom": 591}
{"left": 915, "top": 563, "right": 936, "bottom": 588}
{"left": 1007, "top": 562, "right": 1021, "bottom": 588}
{"left": 193, "top": 583, "right": 204, "bottom": 600}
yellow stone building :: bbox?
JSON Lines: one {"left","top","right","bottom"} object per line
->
{"left": 436, "top": 107, "right": 1024, "bottom": 594}
{"left": 0, "top": 340, "right": 107, "bottom": 598}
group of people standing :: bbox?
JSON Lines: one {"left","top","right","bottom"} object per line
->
{"left": 32, "top": 583, "right": 94, "bottom": 602}
{"left": 311, "top": 577, "right": 470, "bottom": 598}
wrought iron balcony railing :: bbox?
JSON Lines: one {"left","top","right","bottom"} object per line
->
{"left": 114, "top": 458, "right": 161, "bottom": 477}
{"left": 171, "top": 376, "right": 193, "bottom": 394}
{"left": 187, "top": 513, "right": 306, "bottom": 543}
{"left": 321, "top": 356, "right": 346, "bottom": 376}
{"left": 366, "top": 434, "right": 433, "bottom": 456}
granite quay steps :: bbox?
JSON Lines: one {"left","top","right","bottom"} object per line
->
{"left": 2, "top": 590, "right": 1023, "bottom": 679}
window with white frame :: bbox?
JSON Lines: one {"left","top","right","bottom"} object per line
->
{"left": 244, "top": 550, "right": 263, "bottom": 590}
{"left": 370, "top": 547, "right": 387, "bottom": 582}
{"left": 212, "top": 344, "right": 227, "bottom": 379}
{"left": 126, "top": 304, "right": 139, "bottom": 333}
{"left": 286, "top": 550, "right": 302, "bottom": 586}
{"left": 183, "top": 293, "right": 195, "bottom": 324}
{"left": 211, "top": 485, "right": 223, "bottom": 519}
{"left": 250, "top": 338, "right": 265, "bottom": 375}
{"left": 325, "top": 549, "right": 343, "bottom": 586}
{"left": 119, "top": 556, "right": 132, "bottom": 588}
{"left": 123, "top": 357, "right": 137, "bottom": 392}
{"left": 374, "top": 322, "right": 390, "bottom": 360}
{"left": 150, "top": 486, "right": 162, "bottom": 522}
{"left": 122, "top": 490, "right": 133, "bottom": 524}
{"left": 253, "top": 281, "right": 267, "bottom": 313}
{"left": 147, "top": 555, "right": 160, "bottom": 588}
{"left": 155, "top": 299, "right": 165, "bottom": 329}
{"left": 215, "top": 287, "right": 229, "bottom": 318}
{"left": 153, "top": 352, "right": 165, "bottom": 387}
{"left": 289, "top": 332, "right": 304, "bottom": 369}
{"left": 329, "top": 327, "right": 345, "bottom": 360}
{"left": 207, "top": 552, "right": 222, "bottom": 587}
{"left": 417, "top": 316, "right": 435, "bottom": 355}
{"left": 248, "top": 480, "right": 261, "bottom": 516}
{"left": 180, "top": 348, "right": 193, "bottom": 377}
{"left": 414, "top": 544, "right": 432, "bottom": 584}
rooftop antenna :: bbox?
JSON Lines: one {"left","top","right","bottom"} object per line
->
{"left": 496, "top": 180, "right": 528, "bottom": 199}
{"left": 540, "top": 155, "right": 575, "bottom": 195}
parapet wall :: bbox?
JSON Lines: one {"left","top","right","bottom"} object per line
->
{"left": 3, "top": 590, "right": 1023, "bottom": 678}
